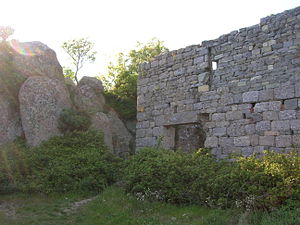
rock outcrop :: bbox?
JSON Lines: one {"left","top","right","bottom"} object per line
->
{"left": 73, "top": 76, "right": 106, "bottom": 113}
{"left": 11, "top": 41, "right": 64, "bottom": 81}
{"left": 0, "top": 41, "right": 133, "bottom": 155}
{"left": 19, "top": 77, "right": 71, "bottom": 146}
{"left": 0, "top": 88, "right": 23, "bottom": 143}
{"left": 74, "top": 76, "right": 133, "bottom": 155}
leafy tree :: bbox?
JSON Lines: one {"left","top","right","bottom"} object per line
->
{"left": 0, "top": 26, "right": 14, "bottom": 41}
{"left": 62, "top": 67, "right": 75, "bottom": 81}
{"left": 62, "top": 38, "right": 96, "bottom": 84}
{"left": 101, "top": 38, "right": 168, "bottom": 120}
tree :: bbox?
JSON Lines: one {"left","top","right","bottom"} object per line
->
{"left": 62, "top": 38, "right": 96, "bottom": 84}
{"left": 101, "top": 38, "right": 168, "bottom": 120}
{"left": 0, "top": 26, "right": 14, "bottom": 41}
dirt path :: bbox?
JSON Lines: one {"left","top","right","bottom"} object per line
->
{"left": 0, "top": 202, "right": 17, "bottom": 218}
{"left": 62, "top": 196, "right": 97, "bottom": 214}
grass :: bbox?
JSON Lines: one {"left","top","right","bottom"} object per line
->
{"left": 0, "top": 186, "right": 299, "bottom": 225}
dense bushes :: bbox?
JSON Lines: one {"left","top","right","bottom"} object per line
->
{"left": 123, "top": 147, "right": 300, "bottom": 210}
{"left": 0, "top": 141, "right": 29, "bottom": 194}
{"left": 26, "top": 130, "right": 121, "bottom": 193}
{"left": 0, "top": 130, "right": 122, "bottom": 194}
{"left": 58, "top": 108, "right": 91, "bottom": 133}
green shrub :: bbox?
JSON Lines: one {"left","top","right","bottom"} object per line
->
{"left": 0, "top": 140, "right": 29, "bottom": 194}
{"left": 58, "top": 108, "right": 91, "bottom": 133}
{"left": 26, "top": 130, "right": 122, "bottom": 193}
{"left": 123, "top": 148, "right": 300, "bottom": 210}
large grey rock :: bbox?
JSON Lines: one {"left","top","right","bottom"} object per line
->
{"left": 19, "top": 77, "right": 71, "bottom": 146}
{"left": 0, "top": 89, "right": 23, "bottom": 143}
{"left": 107, "top": 109, "right": 132, "bottom": 156}
{"left": 91, "top": 112, "right": 113, "bottom": 150}
{"left": 11, "top": 41, "right": 64, "bottom": 81}
{"left": 73, "top": 76, "right": 105, "bottom": 114}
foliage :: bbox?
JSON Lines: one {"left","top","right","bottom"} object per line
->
{"left": 123, "top": 148, "right": 300, "bottom": 210}
{"left": 26, "top": 130, "right": 122, "bottom": 193}
{"left": 101, "top": 38, "right": 168, "bottom": 120}
{"left": 58, "top": 108, "right": 91, "bottom": 133}
{"left": 0, "top": 26, "right": 14, "bottom": 41}
{"left": 0, "top": 140, "right": 29, "bottom": 194}
{"left": 63, "top": 67, "right": 75, "bottom": 81}
{"left": 62, "top": 38, "right": 96, "bottom": 84}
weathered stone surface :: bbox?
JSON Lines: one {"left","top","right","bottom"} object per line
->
{"left": 242, "top": 91, "right": 259, "bottom": 103}
{"left": 107, "top": 109, "right": 132, "bottom": 156}
{"left": 204, "top": 136, "right": 218, "bottom": 148}
{"left": 73, "top": 76, "right": 106, "bottom": 114}
{"left": 275, "top": 135, "right": 292, "bottom": 147}
{"left": 271, "top": 121, "right": 290, "bottom": 131}
{"left": 19, "top": 77, "right": 71, "bottom": 146}
{"left": 279, "top": 110, "right": 297, "bottom": 120}
{"left": 234, "top": 136, "right": 250, "bottom": 147}
{"left": 136, "top": 7, "right": 300, "bottom": 156}
{"left": 259, "top": 136, "right": 275, "bottom": 146}
{"left": 91, "top": 112, "right": 113, "bottom": 150}
{"left": 0, "top": 90, "right": 23, "bottom": 143}
{"left": 12, "top": 41, "right": 64, "bottom": 81}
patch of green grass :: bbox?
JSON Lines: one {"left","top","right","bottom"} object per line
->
{"left": 0, "top": 187, "right": 299, "bottom": 225}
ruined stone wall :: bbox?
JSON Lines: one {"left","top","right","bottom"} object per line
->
{"left": 136, "top": 7, "right": 300, "bottom": 157}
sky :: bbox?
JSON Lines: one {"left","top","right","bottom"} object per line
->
{"left": 1, "top": 0, "right": 299, "bottom": 79}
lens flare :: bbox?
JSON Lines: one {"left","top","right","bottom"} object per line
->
{"left": 8, "top": 40, "right": 36, "bottom": 56}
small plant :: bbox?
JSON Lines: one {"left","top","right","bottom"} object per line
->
{"left": 0, "top": 26, "right": 14, "bottom": 41}
{"left": 58, "top": 108, "right": 91, "bottom": 133}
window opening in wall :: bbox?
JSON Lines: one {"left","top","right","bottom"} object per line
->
{"left": 250, "top": 103, "right": 256, "bottom": 113}
{"left": 174, "top": 105, "right": 178, "bottom": 113}
{"left": 212, "top": 61, "right": 218, "bottom": 70}
{"left": 243, "top": 113, "right": 246, "bottom": 119}
{"left": 281, "top": 100, "right": 285, "bottom": 111}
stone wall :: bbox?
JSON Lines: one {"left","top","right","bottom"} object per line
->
{"left": 136, "top": 7, "right": 300, "bottom": 157}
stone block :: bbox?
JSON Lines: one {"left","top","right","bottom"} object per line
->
{"left": 264, "top": 131, "right": 280, "bottom": 136}
{"left": 227, "top": 123, "right": 245, "bottom": 137}
{"left": 245, "top": 124, "right": 256, "bottom": 134}
{"left": 198, "top": 85, "right": 210, "bottom": 92}
{"left": 259, "top": 136, "right": 275, "bottom": 146}
{"left": 212, "top": 127, "right": 227, "bottom": 137}
{"left": 296, "top": 83, "right": 300, "bottom": 97}
{"left": 254, "top": 102, "right": 269, "bottom": 113}
{"left": 242, "top": 91, "right": 259, "bottom": 103}
{"left": 279, "top": 110, "right": 297, "bottom": 120}
{"left": 291, "top": 119, "right": 300, "bottom": 130}
{"left": 259, "top": 89, "right": 274, "bottom": 101}
{"left": 274, "top": 86, "right": 295, "bottom": 99}
{"left": 256, "top": 121, "right": 271, "bottom": 131}
{"left": 211, "top": 113, "right": 226, "bottom": 121}
{"left": 234, "top": 136, "right": 250, "bottom": 147}
{"left": 226, "top": 111, "right": 243, "bottom": 120}
{"left": 284, "top": 99, "right": 298, "bottom": 110}
{"left": 292, "top": 134, "right": 300, "bottom": 146}
{"left": 219, "top": 137, "right": 234, "bottom": 147}
{"left": 263, "top": 111, "right": 278, "bottom": 121}
{"left": 204, "top": 137, "right": 218, "bottom": 148}
{"left": 269, "top": 101, "right": 282, "bottom": 111}
{"left": 250, "top": 135, "right": 259, "bottom": 146}
{"left": 271, "top": 121, "right": 290, "bottom": 131}
{"left": 275, "top": 135, "right": 292, "bottom": 147}
{"left": 198, "top": 72, "right": 210, "bottom": 83}
{"left": 194, "top": 56, "right": 204, "bottom": 64}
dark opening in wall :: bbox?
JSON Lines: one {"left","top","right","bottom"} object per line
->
{"left": 174, "top": 124, "right": 206, "bottom": 153}
{"left": 174, "top": 105, "right": 178, "bottom": 113}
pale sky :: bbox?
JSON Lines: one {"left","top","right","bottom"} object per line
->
{"left": 1, "top": 0, "right": 299, "bottom": 79}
